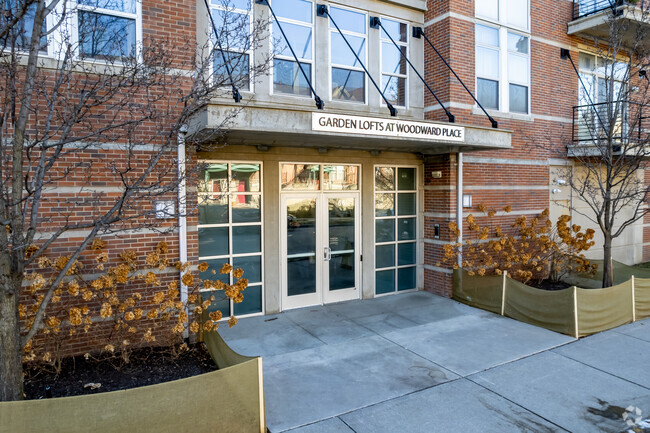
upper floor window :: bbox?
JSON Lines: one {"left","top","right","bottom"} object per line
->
{"left": 578, "top": 52, "right": 627, "bottom": 104}
{"left": 381, "top": 18, "right": 408, "bottom": 108}
{"left": 77, "top": 0, "right": 137, "bottom": 59}
{"left": 212, "top": 0, "right": 252, "bottom": 90}
{"left": 330, "top": 6, "right": 366, "bottom": 103}
{"left": 475, "top": 23, "right": 530, "bottom": 114}
{"left": 272, "top": 0, "right": 313, "bottom": 96}
{"left": 1, "top": 0, "right": 47, "bottom": 52}
{"left": 475, "top": 0, "right": 529, "bottom": 30}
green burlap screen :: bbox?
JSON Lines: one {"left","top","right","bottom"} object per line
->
{"left": 452, "top": 269, "right": 503, "bottom": 314}
{"left": 0, "top": 331, "right": 266, "bottom": 433}
{"left": 634, "top": 278, "right": 650, "bottom": 320}
{"left": 576, "top": 281, "right": 633, "bottom": 337}
{"left": 504, "top": 278, "right": 575, "bottom": 336}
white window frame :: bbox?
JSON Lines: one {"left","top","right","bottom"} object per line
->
{"left": 475, "top": 22, "right": 530, "bottom": 115}
{"left": 379, "top": 16, "right": 409, "bottom": 109}
{"left": 70, "top": 0, "right": 143, "bottom": 61}
{"left": 210, "top": 0, "right": 254, "bottom": 92}
{"left": 269, "top": 0, "right": 314, "bottom": 98}
{"left": 197, "top": 160, "right": 265, "bottom": 320}
{"left": 373, "top": 165, "right": 418, "bottom": 297}
{"left": 328, "top": 4, "right": 368, "bottom": 104}
{"left": 475, "top": 0, "right": 530, "bottom": 32}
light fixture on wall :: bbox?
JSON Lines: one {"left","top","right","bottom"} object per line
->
{"left": 551, "top": 188, "right": 562, "bottom": 194}
{"left": 555, "top": 179, "right": 566, "bottom": 185}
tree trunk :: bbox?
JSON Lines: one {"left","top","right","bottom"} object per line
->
{"left": 0, "top": 285, "right": 24, "bottom": 401}
{"left": 602, "top": 236, "right": 614, "bottom": 288}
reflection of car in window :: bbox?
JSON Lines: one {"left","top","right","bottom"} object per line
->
{"left": 287, "top": 214, "right": 300, "bottom": 229}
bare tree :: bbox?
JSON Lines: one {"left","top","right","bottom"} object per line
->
{"left": 556, "top": 1, "right": 650, "bottom": 288}
{"left": 0, "top": 0, "right": 269, "bottom": 401}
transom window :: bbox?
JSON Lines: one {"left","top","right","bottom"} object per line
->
{"left": 281, "top": 164, "right": 359, "bottom": 191}
{"left": 77, "top": 0, "right": 138, "bottom": 59}
{"left": 272, "top": 0, "right": 314, "bottom": 96}
{"left": 381, "top": 18, "right": 408, "bottom": 108}
{"left": 374, "top": 166, "right": 417, "bottom": 295}
{"left": 198, "top": 162, "right": 263, "bottom": 317}
{"left": 475, "top": 0, "right": 529, "bottom": 30}
{"left": 329, "top": 6, "right": 367, "bottom": 103}
{"left": 211, "top": 0, "right": 252, "bottom": 90}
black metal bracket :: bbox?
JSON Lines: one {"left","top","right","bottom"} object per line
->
{"left": 412, "top": 26, "right": 422, "bottom": 39}
{"left": 369, "top": 16, "right": 380, "bottom": 29}
{"left": 560, "top": 48, "right": 570, "bottom": 59}
{"left": 640, "top": 70, "right": 648, "bottom": 81}
{"left": 258, "top": 0, "right": 324, "bottom": 109}
{"left": 316, "top": 4, "right": 328, "bottom": 17}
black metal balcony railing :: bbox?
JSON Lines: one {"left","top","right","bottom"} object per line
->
{"left": 572, "top": 0, "right": 647, "bottom": 20}
{"left": 572, "top": 100, "right": 649, "bottom": 147}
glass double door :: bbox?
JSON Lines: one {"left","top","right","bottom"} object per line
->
{"left": 281, "top": 192, "right": 360, "bottom": 310}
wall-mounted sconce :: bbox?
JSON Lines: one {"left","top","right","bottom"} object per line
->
{"left": 551, "top": 188, "right": 562, "bottom": 194}
{"left": 555, "top": 179, "right": 566, "bottom": 185}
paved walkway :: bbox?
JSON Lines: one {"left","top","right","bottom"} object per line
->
{"left": 218, "top": 291, "right": 650, "bottom": 433}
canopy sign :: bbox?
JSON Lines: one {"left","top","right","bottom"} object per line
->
{"left": 312, "top": 113, "right": 465, "bottom": 143}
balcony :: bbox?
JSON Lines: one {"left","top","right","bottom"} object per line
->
{"left": 570, "top": 100, "right": 650, "bottom": 156}
{"left": 568, "top": 0, "right": 649, "bottom": 48}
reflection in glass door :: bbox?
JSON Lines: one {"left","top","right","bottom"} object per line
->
{"left": 281, "top": 165, "right": 360, "bottom": 310}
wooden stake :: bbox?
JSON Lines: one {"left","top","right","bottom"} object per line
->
{"left": 631, "top": 275, "right": 636, "bottom": 322}
{"left": 501, "top": 271, "right": 507, "bottom": 316}
{"left": 573, "top": 286, "right": 579, "bottom": 338}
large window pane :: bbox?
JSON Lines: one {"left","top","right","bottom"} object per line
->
{"left": 397, "top": 217, "right": 416, "bottom": 241}
{"left": 509, "top": 84, "right": 528, "bottom": 113}
{"left": 274, "top": 59, "right": 312, "bottom": 96}
{"left": 323, "top": 165, "right": 358, "bottom": 190}
{"left": 331, "top": 33, "right": 365, "bottom": 68}
{"left": 231, "top": 163, "right": 260, "bottom": 192}
{"left": 398, "top": 267, "right": 416, "bottom": 291}
{"left": 198, "top": 227, "right": 229, "bottom": 257}
{"left": 507, "top": 0, "right": 528, "bottom": 29}
{"left": 508, "top": 33, "right": 528, "bottom": 54}
{"left": 232, "top": 195, "right": 261, "bottom": 223}
{"left": 234, "top": 285, "right": 262, "bottom": 315}
{"left": 233, "top": 255, "right": 262, "bottom": 283}
{"left": 477, "top": 78, "right": 499, "bottom": 110}
{"left": 397, "top": 168, "right": 416, "bottom": 190}
{"left": 398, "top": 242, "right": 416, "bottom": 266}
{"left": 329, "top": 7, "right": 365, "bottom": 34}
{"left": 508, "top": 54, "right": 528, "bottom": 84}
{"left": 78, "top": 11, "right": 135, "bottom": 58}
{"left": 382, "top": 43, "right": 407, "bottom": 75}
{"left": 199, "top": 196, "right": 229, "bottom": 224}
{"left": 274, "top": 21, "right": 312, "bottom": 59}
{"left": 475, "top": 0, "right": 498, "bottom": 21}
{"left": 232, "top": 226, "right": 261, "bottom": 254}
{"left": 382, "top": 76, "right": 406, "bottom": 107}
{"left": 214, "top": 51, "right": 250, "bottom": 89}
{"left": 398, "top": 193, "right": 416, "bottom": 215}
{"left": 476, "top": 24, "right": 499, "bottom": 47}
{"left": 376, "top": 244, "right": 395, "bottom": 268}
{"left": 287, "top": 257, "right": 316, "bottom": 296}
{"left": 376, "top": 219, "right": 395, "bottom": 243}
{"left": 375, "top": 193, "right": 395, "bottom": 217}
{"left": 332, "top": 68, "right": 365, "bottom": 102}
{"left": 329, "top": 253, "right": 355, "bottom": 291}
{"left": 199, "top": 259, "right": 230, "bottom": 284}
{"left": 203, "top": 290, "right": 231, "bottom": 317}
{"left": 200, "top": 164, "right": 229, "bottom": 193}
{"left": 273, "top": 0, "right": 312, "bottom": 23}
{"left": 376, "top": 269, "right": 395, "bottom": 294}
{"left": 375, "top": 167, "right": 395, "bottom": 190}
{"left": 477, "top": 47, "right": 499, "bottom": 79}
{"left": 382, "top": 19, "right": 407, "bottom": 42}
{"left": 213, "top": 9, "right": 250, "bottom": 51}
{"left": 5, "top": 1, "right": 47, "bottom": 51}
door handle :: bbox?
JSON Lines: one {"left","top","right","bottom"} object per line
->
{"left": 324, "top": 247, "right": 331, "bottom": 261}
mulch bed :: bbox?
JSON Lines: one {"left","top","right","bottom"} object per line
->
{"left": 23, "top": 343, "right": 217, "bottom": 400}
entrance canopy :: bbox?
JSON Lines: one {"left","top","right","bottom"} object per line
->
{"left": 190, "top": 105, "right": 511, "bottom": 155}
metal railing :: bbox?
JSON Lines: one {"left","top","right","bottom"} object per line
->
{"left": 572, "top": 100, "right": 649, "bottom": 146}
{"left": 572, "top": 0, "right": 647, "bottom": 20}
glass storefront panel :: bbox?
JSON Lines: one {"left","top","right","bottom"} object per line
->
{"left": 281, "top": 164, "right": 320, "bottom": 190}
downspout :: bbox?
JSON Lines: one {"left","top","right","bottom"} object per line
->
{"left": 177, "top": 124, "right": 189, "bottom": 339}
{"left": 457, "top": 152, "right": 463, "bottom": 267}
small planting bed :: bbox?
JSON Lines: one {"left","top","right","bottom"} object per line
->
{"left": 23, "top": 343, "right": 216, "bottom": 400}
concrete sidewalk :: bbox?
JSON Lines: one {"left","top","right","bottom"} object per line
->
{"left": 218, "top": 291, "right": 650, "bottom": 433}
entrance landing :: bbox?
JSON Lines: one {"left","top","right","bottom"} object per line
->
{"left": 217, "top": 292, "right": 650, "bottom": 432}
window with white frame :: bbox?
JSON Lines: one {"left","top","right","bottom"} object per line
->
{"left": 77, "top": 0, "right": 138, "bottom": 59}
{"left": 198, "top": 162, "right": 263, "bottom": 317}
{"left": 577, "top": 52, "right": 628, "bottom": 141}
{"left": 380, "top": 18, "right": 408, "bottom": 107}
{"left": 1, "top": 0, "right": 47, "bottom": 52}
{"left": 211, "top": 0, "right": 252, "bottom": 91}
{"left": 272, "top": 0, "right": 313, "bottom": 96}
{"left": 330, "top": 6, "right": 366, "bottom": 103}
{"left": 374, "top": 166, "right": 417, "bottom": 295}
{"left": 475, "top": 0, "right": 530, "bottom": 114}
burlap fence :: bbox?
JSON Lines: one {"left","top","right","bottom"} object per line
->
{"left": 0, "top": 330, "right": 266, "bottom": 433}
{"left": 453, "top": 268, "right": 650, "bottom": 338}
